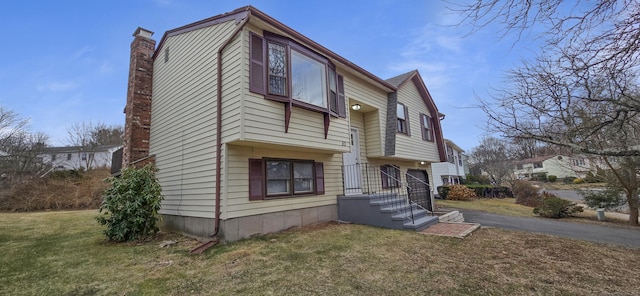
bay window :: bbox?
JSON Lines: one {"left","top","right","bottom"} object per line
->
{"left": 250, "top": 31, "right": 345, "bottom": 118}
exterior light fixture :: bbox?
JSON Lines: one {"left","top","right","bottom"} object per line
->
{"left": 420, "top": 161, "right": 426, "bottom": 165}
{"left": 351, "top": 104, "right": 361, "bottom": 111}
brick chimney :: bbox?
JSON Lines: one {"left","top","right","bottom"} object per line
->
{"left": 123, "top": 27, "right": 155, "bottom": 167}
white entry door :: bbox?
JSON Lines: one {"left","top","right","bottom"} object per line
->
{"left": 343, "top": 128, "right": 362, "bottom": 195}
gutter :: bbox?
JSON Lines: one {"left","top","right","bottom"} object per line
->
{"left": 211, "top": 9, "right": 251, "bottom": 237}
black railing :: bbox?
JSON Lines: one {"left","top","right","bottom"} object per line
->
{"left": 342, "top": 163, "right": 418, "bottom": 223}
{"left": 111, "top": 147, "right": 123, "bottom": 175}
{"left": 405, "top": 172, "right": 433, "bottom": 212}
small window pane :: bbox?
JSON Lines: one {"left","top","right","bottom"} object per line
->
{"left": 268, "top": 42, "right": 287, "bottom": 96}
{"left": 397, "top": 104, "right": 405, "bottom": 119}
{"left": 266, "top": 161, "right": 291, "bottom": 195}
{"left": 291, "top": 50, "right": 327, "bottom": 108}
{"left": 293, "top": 162, "right": 314, "bottom": 193}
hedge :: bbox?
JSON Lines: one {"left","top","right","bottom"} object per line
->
{"left": 437, "top": 184, "right": 513, "bottom": 199}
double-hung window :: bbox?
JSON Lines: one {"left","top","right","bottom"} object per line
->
{"left": 381, "top": 164, "right": 400, "bottom": 189}
{"left": 248, "top": 158, "right": 325, "bottom": 200}
{"left": 397, "top": 103, "right": 409, "bottom": 134}
{"left": 420, "top": 113, "right": 434, "bottom": 141}
{"left": 250, "top": 31, "right": 346, "bottom": 118}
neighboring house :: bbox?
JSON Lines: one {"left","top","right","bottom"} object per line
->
{"left": 119, "top": 6, "right": 448, "bottom": 242}
{"left": 40, "top": 145, "right": 121, "bottom": 170}
{"left": 514, "top": 155, "right": 593, "bottom": 179}
{"left": 431, "top": 139, "right": 466, "bottom": 195}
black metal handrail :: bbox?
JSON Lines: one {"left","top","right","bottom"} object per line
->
{"left": 342, "top": 163, "right": 416, "bottom": 223}
{"left": 405, "top": 172, "right": 433, "bottom": 212}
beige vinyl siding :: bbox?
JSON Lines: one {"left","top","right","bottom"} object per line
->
{"left": 237, "top": 29, "right": 350, "bottom": 152}
{"left": 342, "top": 73, "right": 388, "bottom": 157}
{"left": 368, "top": 159, "right": 435, "bottom": 193}
{"left": 395, "top": 81, "right": 440, "bottom": 162}
{"left": 223, "top": 144, "right": 342, "bottom": 219}
{"left": 220, "top": 28, "right": 244, "bottom": 143}
{"left": 151, "top": 20, "right": 239, "bottom": 219}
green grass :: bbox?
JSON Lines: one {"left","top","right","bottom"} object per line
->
{"left": 436, "top": 198, "right": 536, "bottom": 217}
{"left": 2, "top": 210, "right": 640, "bottom": 295}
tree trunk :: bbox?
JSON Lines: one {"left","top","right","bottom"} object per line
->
{"left": 626, "top": 190, "right": 639, "bottom": 226}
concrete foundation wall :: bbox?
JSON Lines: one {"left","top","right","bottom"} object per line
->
{"left": 160, "top": 204, "right": 337, "bottom": 242}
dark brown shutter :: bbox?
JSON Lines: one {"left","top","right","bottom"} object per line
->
{"left": 249, "top": 158, "right": 265, "bottom": 200}
{"left": 404, "top": 105, "right": 411, "bottom": 136}
{"left": 380, "top": 165, "right": 388, "bottom": 189}
{"left": 337, "top": 74, "right": 346, "bottom": 118}
{"left": 420, "top": 113, "right": 426, "bottom": 140}
{"left": 249, "top": 33, "right": 265, "bottom": 94}
{"left": 315, "top": 162, "right": 325, "bottom": 195}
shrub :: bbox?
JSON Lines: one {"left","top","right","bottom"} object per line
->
{"left": 437, "top": 186, "right": 450, "bottom": 199}
{"left": 96, "top": 164, "right": 164, "bottom": 242}
{"left": 584, "top": 172, "right": 603, "bottom": 183}
{"left": 579, "top": 187, "right": 625, "bottom": 210}
{"left": 547, "top": 175, "right": 557, "bottom": 182}
{"left": 533, "top": 193, "right": 583, "bottom": 218}
{"left": 446, "top": 184, "right": 477, "bottom": 201}
{"left": 536, "top": 173, "right": 547, "bottom": 181}
{"left": 563, "top": 176, "right": 576, "bottom": 184}
{"left": 573, "top": 178, "right": 584, "bottom": 184}
{"left": 513, "top": 180, "right": 542, "bottom": 207}
{"left": 465, "top": 184, "right": 513, "bottom": 198}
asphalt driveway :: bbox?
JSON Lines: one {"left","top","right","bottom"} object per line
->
{"left": 462, "top": 210, "right": 640, "bottom": 249}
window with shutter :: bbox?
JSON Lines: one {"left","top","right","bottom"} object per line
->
{"left": 248, "top": 31, "right": 346, "bottom": 119}
{"left": 420, "top": 113, "right": 433, "bottom": 141}
{"left": 397, "top": 103, "right": 410, "bottom": 135}
{"left": 248, "top": 158, "right": 325, "bottom": 200}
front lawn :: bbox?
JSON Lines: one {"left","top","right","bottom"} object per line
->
{"left": 1, "top": 210, "right": 639, "bottom": 295}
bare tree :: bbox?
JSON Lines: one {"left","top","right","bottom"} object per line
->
{"left": 67, "top": 122, "right": 123, "bottom": 170}
{"left": 455, "top": 0, "right": 640, "bottom": 224}
{"left": 469, "top": 137, "right": 517, "bottom": 186}
{"left": 0, "top": 132, "right": 48, "bottom": 181}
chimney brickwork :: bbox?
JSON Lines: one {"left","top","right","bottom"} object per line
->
{"left": 123, "top": 27, "right": 156, "bottom": 168}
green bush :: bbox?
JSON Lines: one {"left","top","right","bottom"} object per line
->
{"left": 536, "top": 173, "right": 547, "bottom": 181}
{"left": 437, "top": 186, "right": 451, "bottom": 199}
{"left": 547, "top": 175, "right": 557, "bottom": 182}
{"left": 563, "top": 176, "right": 576, "bottom": 184}
{"left": 465, "top": 174, "right": 491, "bottom": 185}
{"left": 579, "top": 187, "right": 625, "bottom": 210}
{"left": 96, "top": 164, "right": 164, "bottom": 242}
{"left": 465, "top": 184, "right": 513, "bottom": 198}
{"left": 533, "top": 193, "right": 583, "bottom": 218}
{"left": 513, "top": 180, "right": 542, "bottom": 207}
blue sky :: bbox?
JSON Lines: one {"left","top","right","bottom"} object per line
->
{"left": 0, "top": 0, "right": 539, "bottom": 151}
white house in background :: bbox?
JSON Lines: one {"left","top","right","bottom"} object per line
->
{"left": 39, "top": 145, "right": 121, "bottom": 170}
{"left": 431, "top": 139, "right": 466, "bottom": 195}
{"left": 514, "top": 155, "right": 594, "bottom": 179}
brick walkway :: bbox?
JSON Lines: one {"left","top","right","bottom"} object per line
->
{"left": 419, "top": 222, "right": 480, "bottom": 238}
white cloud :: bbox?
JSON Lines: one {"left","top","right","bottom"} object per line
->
{"left": 37, "top": 81, "right": 79, "bottom": 92}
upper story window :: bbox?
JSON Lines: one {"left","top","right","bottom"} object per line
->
{"left": 397, "top": 103, "right": 409, "bottom": 134}
{"left": 420, "top": 113, "right": 434, "bottom": 141}
{"left": 51, "top": 154, "right": 56, "bottom": 161}
{"left": 251, "top": 31, "right": 345, "bottom": 118}
{"left": 67, "top": 153, "right": 72, "bottom": 160}
{"left": 516, "top": 164, "right": 523, "bottom": 170}
{"left": 458, "top": 152, "right": 463, "bottom": 166}
{"left": 533, "top": 162, "right": 543, "bottom": 168}
{"left": 572, "top": 158, "right": 585, "bottom": 166}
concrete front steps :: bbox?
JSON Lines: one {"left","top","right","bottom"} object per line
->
{"left": 338, "top": 193, "right": 439, "bottom": 231}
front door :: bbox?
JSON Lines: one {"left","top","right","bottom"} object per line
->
{"left": 406, "top": 169, "right": 432, "bottom": 211}
{"left": 343, "top": 128, "right": 362, "bottom": 195}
